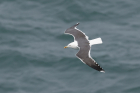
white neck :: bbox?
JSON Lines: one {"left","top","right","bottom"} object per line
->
{"left": 68, "top": 41, "right": 78, "bottom": 49}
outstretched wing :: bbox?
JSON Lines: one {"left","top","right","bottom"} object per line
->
{"left": 76, "top": 46, "right": 105, "bottom": 72}
{"left": 64, "top": 23, "right": 89, "bottom": 43}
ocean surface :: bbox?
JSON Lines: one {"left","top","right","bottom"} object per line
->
{"left": 0, "top": 0, "right": 140, "bottom": 93}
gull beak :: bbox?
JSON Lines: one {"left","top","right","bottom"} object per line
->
{"left": 64, "top": 46, "right": 68, "bottom": 48}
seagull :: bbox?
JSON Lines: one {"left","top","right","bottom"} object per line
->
{"left": 64, "top": 23, "right": 105, "bottom": 72}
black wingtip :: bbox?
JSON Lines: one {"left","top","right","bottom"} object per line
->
{"left": 76, "top": 22, "right": 80, "bottom": 25}
{"left": 74, "top": 22, "right": 80, "bottom": 27}
{"left": 100, "top": 70, "right": 105, "bottom": 73}
{"left": 70, "top": 22, "right": 80, "bottom": 29}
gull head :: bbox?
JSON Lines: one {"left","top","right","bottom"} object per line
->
{"left": 64, "top": 41, "right": 78, "bottom": 49}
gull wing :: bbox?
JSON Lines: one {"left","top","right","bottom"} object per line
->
{"left": 76, "top": 46, "right": 105, "bottom": 72}
{"left": 64, "top": 23, "right": 89, "bottom": 42}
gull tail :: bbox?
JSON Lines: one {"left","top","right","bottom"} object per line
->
{"left": 89, "top": 37, "right": 103, "bottom": 46}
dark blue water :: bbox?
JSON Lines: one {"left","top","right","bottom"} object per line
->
{"left": 0, "top": 0, "right": 140, "bottom": 93}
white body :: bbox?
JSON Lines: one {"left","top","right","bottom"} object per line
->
{"left": 67, "top": 37, "right": 103, "bottom": 49}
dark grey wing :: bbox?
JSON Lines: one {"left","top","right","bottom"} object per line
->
{"left": 64, "top": 23, "right": 89, "bottom": 43}
{"left": 76, "top": 46, "right": 105, "bottom": 72}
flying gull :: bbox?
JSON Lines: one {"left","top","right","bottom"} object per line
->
{"left": 64, "top": 23, "right": 105, "bottom": 72}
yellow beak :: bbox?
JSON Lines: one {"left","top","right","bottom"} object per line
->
{"left": 64, "top": 46, "right": 68, "bottom": 48}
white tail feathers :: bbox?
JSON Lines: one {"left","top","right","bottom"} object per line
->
{"left": 89, "top": 37, "right": 103, "bottom": 46}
